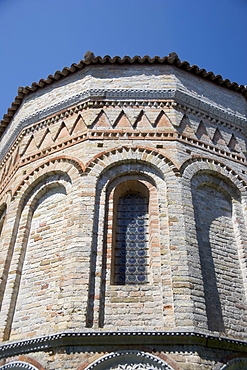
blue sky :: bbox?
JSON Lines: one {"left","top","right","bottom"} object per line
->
{"left": 0, "top": 0, "right": 246, "bottom": 121}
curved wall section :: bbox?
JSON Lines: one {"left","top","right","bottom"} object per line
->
{"left": 191, "top": 172, "right": 247, "bottom": 337}
{"left": 0, "top": 170, "right": 90, "bottom": 341}
{"left": 10, "top": 185, "right": 67, "bottom": 339}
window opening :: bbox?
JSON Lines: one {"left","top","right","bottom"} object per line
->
{"left": 114, "top": 192, "right": 148, "bottom": 284}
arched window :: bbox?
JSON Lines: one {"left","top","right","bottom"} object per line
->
{"left": 112, "top": 180, "right": 149, "bottom": 285}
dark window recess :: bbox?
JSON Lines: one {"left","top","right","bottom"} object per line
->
{"left": 115, "top": 193, "right": 148, "bottom": 284}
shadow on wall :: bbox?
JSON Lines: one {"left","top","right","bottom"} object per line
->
{"left": 192, "top": 183, "right": 235, "bottom": 333}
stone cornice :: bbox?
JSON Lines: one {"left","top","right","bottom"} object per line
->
{"left": 174, "top": 90, "right": 246, "bottom": 128}
{"left": 19, "top": 130, "right": 245, "bottom": 168}
{"left": 12, "top": 89, "right": 247, "bottom": 130}
{"left": 0, "top": 331, "right": 246, "bottom": 359}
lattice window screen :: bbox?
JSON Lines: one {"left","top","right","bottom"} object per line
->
{"left": 115, "top": 193, "right": 148, "bottom": 284}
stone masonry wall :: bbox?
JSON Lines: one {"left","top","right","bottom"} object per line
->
{"left": 0, "top": 62, "right": 246, "bottom": 369}
{"left": 192, "top": 176, "right": 247, "bottom": 336}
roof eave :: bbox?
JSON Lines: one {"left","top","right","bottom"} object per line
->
{"left": 1, "top": 54, "right": 246, "bottom": 130}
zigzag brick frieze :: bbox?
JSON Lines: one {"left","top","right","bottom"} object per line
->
{"left": 17, "top": 128, "right": 247, "bottom": 168}
{"left": 1, "top": 94, "right": 246, "bottom": 163}
{"left": 1, "top": 102, "right": 246, "bottom": 192}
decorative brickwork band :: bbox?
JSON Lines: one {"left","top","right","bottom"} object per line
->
{"left": 83, "top": 351, "right": 177, "bottom": 370}
{"left": 0, "top": 362, "right": 39, "bottom": 370}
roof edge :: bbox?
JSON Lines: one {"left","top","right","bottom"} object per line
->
{"left": 1, "top": 53, "right": 247, "bottom": 130}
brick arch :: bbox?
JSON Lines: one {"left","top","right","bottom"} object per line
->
{"left": 12, "top": 155, "right": 85, "bottom": 199}
{"left": 26, "top": 179, "right": 68, "bottom": 212}
{"left": 191, "top": 172, "right": 240, "bottom": 202}
{"left": 0, "top": 356, "right": 45, "bottom": 370}
{"left": 180, "top": 156, "right": 247, "bottom": 195}
{"left": 81, "top": 351, "right": 181, "bottom": 370}
{"left": 0, "top": 190, "right": 12, "bottom": 206}
{"left": 19, "top": 172, "right": 71, "bottom": 214}
{"left": 104, "top": 176, "right": 159, "bottom": 302}
{"left": 0, "top": 362, "right": 39, "bottom": 369}
{"left": 98, "top": 171, "right": 174, "bottom": 329}
{"left": 220, "top": 357, "right": 247, "bottom": 369}
{"left": 85, "top": 145, "right": 180, "bottom": 177}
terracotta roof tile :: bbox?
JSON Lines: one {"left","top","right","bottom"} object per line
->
{"left": 1, "top": 53, "right": 247, "bottom": 134}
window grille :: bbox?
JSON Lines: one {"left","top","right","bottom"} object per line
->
{"left": 114, "top": 193, "right": 148, "bottom": 284}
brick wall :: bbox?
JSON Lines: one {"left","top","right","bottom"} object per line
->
{"left": 0, "top": 62, "right": 246, "bottom": 369}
